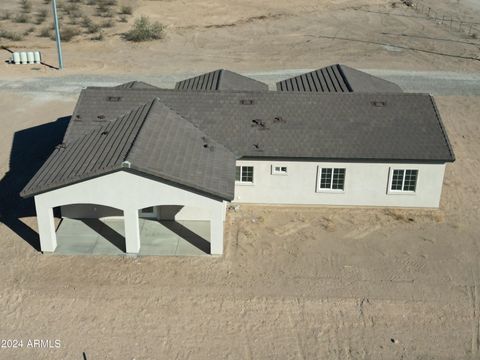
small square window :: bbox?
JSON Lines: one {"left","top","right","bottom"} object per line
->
{"left": 272, "top": 165, "right": 288, "bottom": 175}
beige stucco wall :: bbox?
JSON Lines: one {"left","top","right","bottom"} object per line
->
{"left": 35, "top": 171, "right": 226, "bottom": 254}
{"left": 233, "top": 160, "right": 447, "bottom": 208}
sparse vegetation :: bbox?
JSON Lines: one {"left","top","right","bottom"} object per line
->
{"left": 36, "top": 8, "right": 48, "bottom": 24}
{"left": 50, "top": 26, "right": 77, "bottom": 41}
{"left": 1, "top": 11, "right": 12, "bottom": 20}
{"left": 119, "top": 14, "right": 128, "bottom": 23}
{"left": 91, "top": 30, "right": 104, "bottom": 40}
{"left": 123, "top": 16, "right": 164, "bottom": 42}
{"left": 14, "top": 13, "right": 30, "bottom": 23}
{"left": 20, "top": 0, "right": 32, "bottom": 14}
{"left": 119, "top": 5, "right": 132, "bottom": 15}
{"left": 0, "top": 29, "right": 24, "bottom": 41}
{"left": 101, "top": 19, "right": 113, "bottom": 28}
{"left": 39, "top": 26, "right": 51, "bottom": 37}
{"left": 23, "top": 26, "right": 35, "bottom": 36}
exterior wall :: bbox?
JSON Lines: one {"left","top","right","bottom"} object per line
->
{"left": 61, "top": 204, "right": 211, "bottom": 221}
{"left": 234, "top": 160, "right": 447, "bottom": 208}
{"left": 61, "top": 204, "right": 122, "bottom": 218}
{"left": 35, "top": 171, "right": 226, "bottom": 254}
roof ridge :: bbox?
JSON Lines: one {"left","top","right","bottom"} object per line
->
{"left": 428, "top": 95, "right": 455, "bottom": 161}
{"left": 122, "top": 98, "right": 158, "bottom": 162}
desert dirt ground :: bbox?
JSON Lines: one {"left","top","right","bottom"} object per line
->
{"left": 0, "top": 0, "right": 480, "bottom": 359}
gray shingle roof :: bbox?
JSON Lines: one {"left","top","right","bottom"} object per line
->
{"left": 115, "top": 81, "right": 159, "bottom": 89}
{"left": 276, "top": 64, "right": 402, "bottom": 93}
{"left": 64, "top": 87, "right": 454, "bottom": 161}
{"left": 175, "top": 69, "right": 269, "bottom": 91}
{"left": 21, "top": 99, "right": 237, "bottom": 199}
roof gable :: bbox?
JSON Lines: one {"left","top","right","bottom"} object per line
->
{"left": 276, "top": 64, "right": 402, "bottom": 93}
{"left": 21, "top": 99, "right": 237, "bottom": 199}
{"left": 175, "top": 69, "right": 269, "bottom": 91}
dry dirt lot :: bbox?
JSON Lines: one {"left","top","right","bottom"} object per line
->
{"left": 0, "top": 0, "right": 480, "bottom": 359}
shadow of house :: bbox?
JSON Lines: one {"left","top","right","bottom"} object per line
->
{"left": 0, "top": 116, "right": 70, "bottom": 251}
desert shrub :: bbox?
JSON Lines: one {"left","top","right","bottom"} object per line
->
{"left": 14, "top": 13, "right": 30, "bottom": 23}
{"left": 49, "top": 26, "right": 76, "bottom": 41}
{"left": 1, "top": 11, "right": 12, "bottom": 20}
{"left": 96, "top": 4, "right": 114, "bottom": 17}
{"left": 64, "top": 3, "right": 80, "bottom": 15}
{"left": 86, "top": 0, "right": 96, "bottom": 5}
{"left": 118, "top": 14, "right": 128, "bottom": 22}
{"left": 471, "top": 32, "right": 478, "bottom": 39}
{"left": 39, "top": 26, "right": 51, "bottom": 37}
{"left": 36, "top": 8, "right": 48, "bottom": 24}
{"left": 102, "top": 0, "right": 117, "bottom": 5}
{"left": 123, "top": 16, "right": 164, "bottom": 42}
{"left": 91, "top": 30, "right": 104, "bottom": 40}
{"left": 43, "top": 0, "right": 51, "bottom": 4}
{"left": 23, "top": 26, "right": 35, "bottom": 35}
{"left": 0, "top": 29, "right": 24, "bottom": 41}
{"left": 20, "top": 0, "right": 32, "bottom": 13}
{"left": 119, "top": 5, "right": 132, "bottom": 15}
{"left": 101, "top": 19, "right": 113, "bottom": 27}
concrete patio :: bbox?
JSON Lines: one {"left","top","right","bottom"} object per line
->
{"left": 55, "top": 218, "right": 211, "bottom": 256}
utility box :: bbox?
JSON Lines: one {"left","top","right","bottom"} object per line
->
{"left": 11, "top": 51, "right": 42, "bottom": 65}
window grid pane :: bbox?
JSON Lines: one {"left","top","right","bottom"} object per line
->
{"left": 403, "top": 169, "right": 418, "bottom": 191}
{"left": 332, "top": 168, "right": 345, "bottom": 190}
{"left": 391, "top": 169, "right": 404, "bottom": 191}
{"left": 241, "top": 166, "right": 254, "bottom": 182}
{"left": 320, "top": 168, "right": 333, "bottom": 189}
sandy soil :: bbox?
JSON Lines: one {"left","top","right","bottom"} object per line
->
{"left": 0, "top": 0, "right": 480, "bottom": 358}
{"left": 0, "top": 0, "right": 479, "bottom": 79}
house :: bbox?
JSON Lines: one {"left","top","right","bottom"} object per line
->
{"left": 21, "top": 66, "right": 455, "bottom": 256}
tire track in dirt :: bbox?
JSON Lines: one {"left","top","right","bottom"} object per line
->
{"left": 469, "top": 269, "right": 480, "bottom": 356}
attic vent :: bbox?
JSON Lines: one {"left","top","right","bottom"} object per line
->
{"left": 273, "top": 116, "right": 286, "bottom": 123}
{"left": 97, "top": 114, "right": 105, "bottom": 120}
{"left": 253, "top": 143, "right": 263, "bottom": 151}
{"left": 101, "top": 131, "right": 109, "bottom": 136}
{"left": 251, "top": 119, "right": 268, "bottom": 130}
{"left": 107, "top": 96, "right": 122, "bottom": 102}
{"left": 74, "top": 114, "right": 81, "bottom": 121}
{"left": 240, "top": 99, "right": 255, "bottom": 105}
{"left": 55, "top": 143, "right": 67, "bottom": 149}
{"left": 371, "top": 101, "right": 386, "bottom": 107}
{"left": 121, "top": 161, "right": 131, "bottom": 168}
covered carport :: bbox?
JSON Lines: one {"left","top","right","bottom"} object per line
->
{"left": 31, "top": 171, "right": 227, "bottom": 255}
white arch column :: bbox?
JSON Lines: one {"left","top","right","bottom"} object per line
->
{"left": 209, "top": 202, "right": 225, "bottom": 255}
{"left": 124, "top": 208, "right": 140, "bottom": 254}
{"left": 34, "top": 196, "right": 57, "bottom": 252}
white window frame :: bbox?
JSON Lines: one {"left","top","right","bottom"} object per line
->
{"left": 387, "top": 168, "right": 418, "bottom": 195}
{"left": 316, "top": 167, "right": 346, "bottom": 193}
{"left": 271, "top": 164, "right": 288, "bottom": 175}
{"left": 235, "top": 165, "right": 254, "bottom": 185}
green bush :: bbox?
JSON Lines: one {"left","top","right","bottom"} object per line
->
{"left": 123, "top": 16, "right": 164, "bottom": 42}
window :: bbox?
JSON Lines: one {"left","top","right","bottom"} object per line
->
{"left": 317, "top": 168, "right": 346, "bottom": 191}
{"left": 272, "top": 165, "right": 287, "bottom": 175}
{"left": 389, "top": 169, "right": 418, "bottom": 192}
{"left": 236, "top": 166, "right": 254, "bottom": 183}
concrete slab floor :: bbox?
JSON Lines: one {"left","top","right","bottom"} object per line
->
{"left": 55, "top": 218, "right": 211, "bottom": 256}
